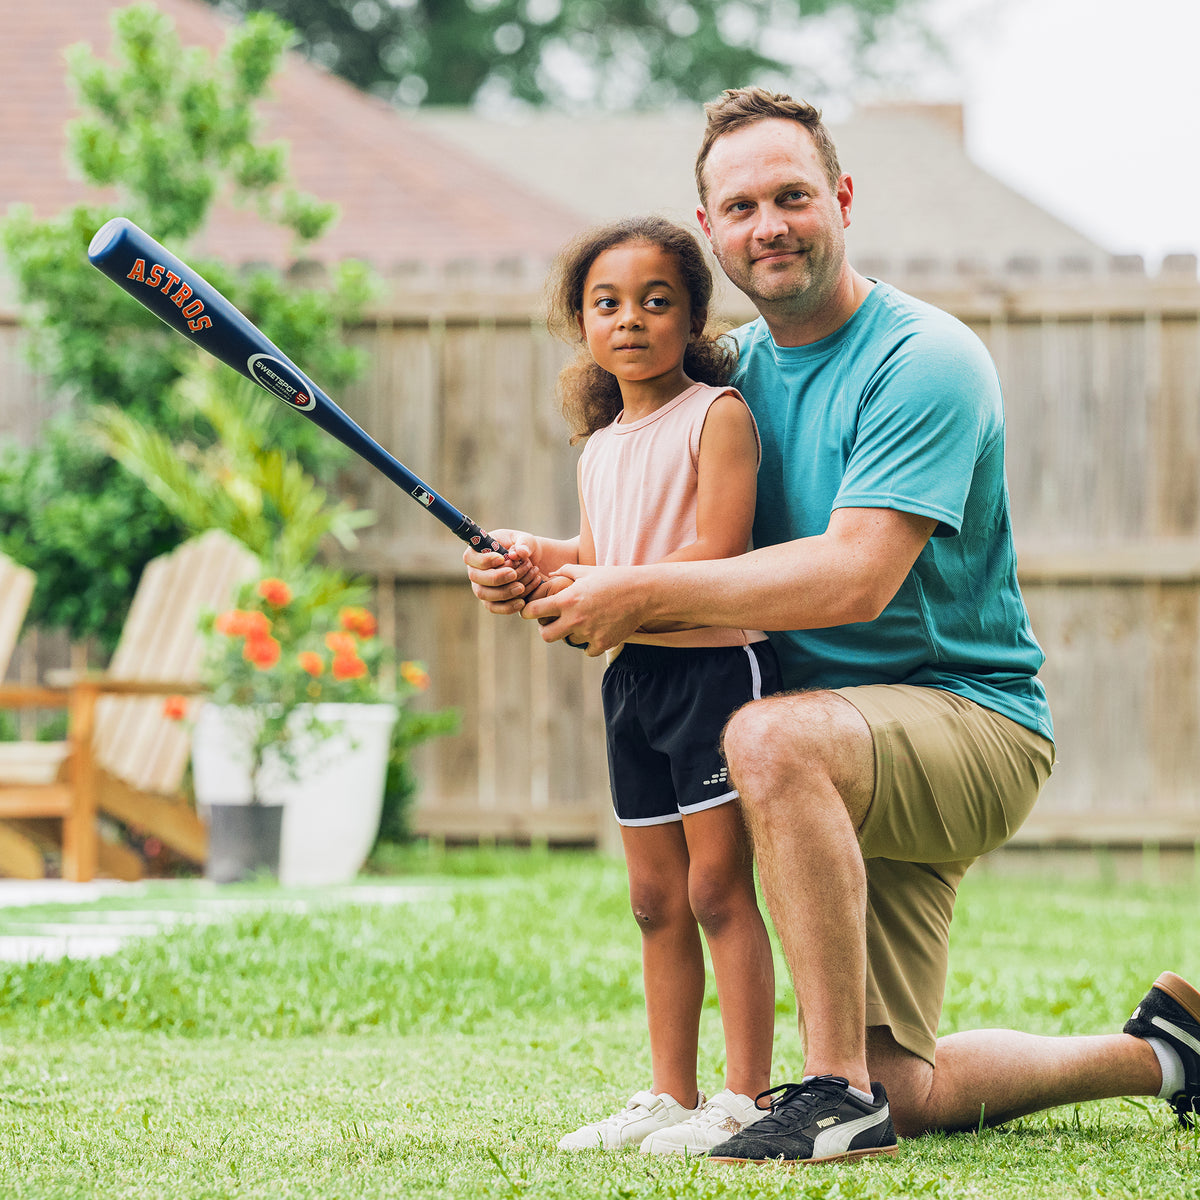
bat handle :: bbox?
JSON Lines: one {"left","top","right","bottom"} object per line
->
{"left": 455, "top": 516, "right": 514, "bottom": 560}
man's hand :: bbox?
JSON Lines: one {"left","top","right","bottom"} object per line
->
{"left": 522, "top": 564, "right": 648, "bottom": 656}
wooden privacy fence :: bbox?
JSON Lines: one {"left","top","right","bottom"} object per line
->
{"left": 5, "top": 259, "right": 1200, "bottom": 848}
{"left": 960, "top": 265, "right": 1200, "bottom": 845}
{"left": 328, "top": 292, "right": 615, "bottom": 847}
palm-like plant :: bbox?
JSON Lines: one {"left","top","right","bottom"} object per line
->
{"left": 92, "top": 359, "right": 374, "bottom": 573}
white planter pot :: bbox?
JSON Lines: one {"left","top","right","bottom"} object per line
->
{"left": 192, "top": 703, "right": 398, "bottom": 886}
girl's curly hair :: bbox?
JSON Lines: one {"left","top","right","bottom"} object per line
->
{"left": 545, "top": 216, "right": 737, "bottom": 444}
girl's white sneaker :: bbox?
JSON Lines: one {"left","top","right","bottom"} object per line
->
{"left": 557, "top": 1090, "right": 705, "bottom": 1151}
{"left": 639, "top": 1088, "right": 766, "bottom": 1155}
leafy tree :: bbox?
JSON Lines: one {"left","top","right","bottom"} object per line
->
{"left": 0, "top": 3, "right": 374, "bottom": 649}
{"left": 205, "top": 0, "right": 924, "bottom": 110}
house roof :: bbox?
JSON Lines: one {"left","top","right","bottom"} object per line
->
{"left": 1, "top": 0, "right": 1117, "bottom": 285}
{"left": 415, "top": 105, "right": 1115, "bottom": 277}
{"left": 0, "top": 0, "right": 583, "bottom": 271}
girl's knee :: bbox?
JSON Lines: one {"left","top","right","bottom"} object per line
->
{"left": 687, "top": 863, "right": 756, "bottom": 936}
{"left": 628, "top": 878, "right": 690, "bottom": 934}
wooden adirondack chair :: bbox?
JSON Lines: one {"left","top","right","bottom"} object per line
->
{"left": 0, "top": 551, "right": 35, "bottom": 681}
{"left": 0, "top": 551, "right": 37, "bottom": 873}
{"left": 0, "top": 530, "right": 259, "bottom": 881}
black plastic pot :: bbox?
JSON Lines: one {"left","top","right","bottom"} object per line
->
{"left": 205, "top": 803, "right": 284, "bottom": 884}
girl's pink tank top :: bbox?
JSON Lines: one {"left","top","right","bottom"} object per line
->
{"left": 578, "top": 382, "right": 767, "bottom": 649}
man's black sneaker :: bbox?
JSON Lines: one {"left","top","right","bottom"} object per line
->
{"left": 707, "top": 1075, "right": 898, "bottom": 1165}
{"left": 1123, "top": 971, "right": 1200, "bottom": 1128}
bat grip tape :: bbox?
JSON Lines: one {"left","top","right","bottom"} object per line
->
{"left": 454, "top": 517, "right": 511, "bottom": 558}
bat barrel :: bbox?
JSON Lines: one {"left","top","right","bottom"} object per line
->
{"left": 87, "top": 218, "right": 538, "bottom": 595}
{"left": 89, "top": 218, "right": 280, "bottom": 380}
{"left": 87, "top": 217, "right": 485, "bottom": 539}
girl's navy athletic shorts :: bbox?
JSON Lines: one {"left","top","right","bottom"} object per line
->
{"left": 601, "top": 640, "right": 781, "bottom": 826}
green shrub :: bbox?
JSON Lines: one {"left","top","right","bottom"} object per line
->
{"left": 0, "top": 3, "right": 373, "bottom": 648}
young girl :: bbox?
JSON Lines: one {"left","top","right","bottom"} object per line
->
{"left": 481, "top": 216, "right": 780, "bottom": 1155}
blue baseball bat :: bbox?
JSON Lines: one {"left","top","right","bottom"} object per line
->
{"left": 87, "top": 217, "right": 530, "bottom": 566}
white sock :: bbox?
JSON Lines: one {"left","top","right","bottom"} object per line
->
{"left": 1146, "top": 1037, "right": 1185, "bottom": 1099}
{"left": 803, "top": 1075, "right": 875, "bottom": 1104}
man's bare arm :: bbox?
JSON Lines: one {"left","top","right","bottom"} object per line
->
{"left": 523, "top": 507, "right": 938, "bottom": 655}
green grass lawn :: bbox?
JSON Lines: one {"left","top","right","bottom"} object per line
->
{"left": 0, "top": 847, "right": 1196, "bottom": 1199}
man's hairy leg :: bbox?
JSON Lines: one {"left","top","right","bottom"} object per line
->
{"left": 725, "top": 689, "right": 1165, "bottom": 1135}
{"left": 723, "top": 691, "right": 876, "bottom": 1094}
{"left": 867, "top": 1026, "right": 1163, "bottom": 1135}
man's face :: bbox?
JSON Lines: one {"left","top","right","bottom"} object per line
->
{"left": 697, "top": 119, "right": 852, "bottom": 316}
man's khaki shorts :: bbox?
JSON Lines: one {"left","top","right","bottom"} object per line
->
{"left": 831, "top": 684, "right": 1055, "bottom": 1065}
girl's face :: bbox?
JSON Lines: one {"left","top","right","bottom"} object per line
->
{"left": 577, "top": 241, "right": 698, "bottom": 400}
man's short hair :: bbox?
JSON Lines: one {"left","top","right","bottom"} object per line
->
{"left": 695, "top": 87, "right": 842, "bottom": 207}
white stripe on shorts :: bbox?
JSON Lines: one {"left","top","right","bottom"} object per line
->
{"left": 617, "top": 811, "right": 684, "bottom": 827}
{"left": 679, "top": 789, "right": 738, "bottom": 815}
{"left": 675, "top": 646, "right": 765, "bottom": 819}
{"left": 743, "top": 642, "right": 765, "bottom": 700}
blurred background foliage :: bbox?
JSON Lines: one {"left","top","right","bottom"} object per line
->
{"left": 93, "top": 366, "right": 375, "bottom": 578}
{"left": 0, "top": 4, "right": 375, "bottom": 650}
{"left": 205, "top": 0, "right": 929, "bottom": 110}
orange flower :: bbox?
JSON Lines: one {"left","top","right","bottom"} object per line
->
{"left": 162, "top": 694, "right": 189, "bottom": 721}
{"left": 257, "top": 578, "right": 292, "bottom": 607}
{"left": 324, "top": 631, "right": 357, "bottom": 656}
{"left": 332, "top": 653, "right": 367, "bottom": 681}
{"left": 297, "top": 650, "right": 324, "bottom": 677}
{"left": 216, "top": 609, "right": 270, "bottom": 638}
{"left": 243, "top": 610, "right": 272, "bottom": 638}
{"left": 400, "top": 661, "right": 430, "bottom": 691}
{"left": 243, "top": 634, "right": 281, "bottom": 669}
{"left": 214, "top": 609, "right": 247, "bottom": 636}
{"left": 339, "top": 607, "right": 378, "bottom": 638}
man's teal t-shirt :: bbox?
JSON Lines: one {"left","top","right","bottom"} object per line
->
{"left": 731, "top": 281, "right": 1053, "bottom": 742}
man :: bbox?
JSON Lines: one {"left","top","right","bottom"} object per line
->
{"left": 466, "top": 88, "right": 1200, "bottom": 1163}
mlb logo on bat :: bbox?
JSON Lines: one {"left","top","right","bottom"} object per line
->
{"left": 411, "top": 488, "right": 435, "bottom": 507}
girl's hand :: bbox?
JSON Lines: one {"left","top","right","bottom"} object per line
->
{"left": 529, "top": 571, "right": 573, "bottom": 617}
{"left": 464, "top": 530, "right": 542, "bottom": 615}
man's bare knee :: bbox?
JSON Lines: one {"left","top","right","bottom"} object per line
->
{"left": 723, "top": 691, "right": 873, "bottom": 810}
{"left": 722, "top": 697, "right": 787, "bottom": 779}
